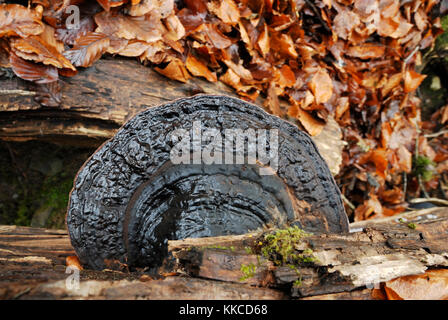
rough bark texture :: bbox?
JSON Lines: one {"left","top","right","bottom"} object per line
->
{"left": 0, "top": 58, "right": 344, "bottom": 173}
{"left": 1, "top": 207, "right": 447, "bottom": 300}
{"left": 67, "top": 95, "right": 348, "bottom": 270}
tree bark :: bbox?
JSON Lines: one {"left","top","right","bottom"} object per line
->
{"left": 1, "top": 207, "right": 447, "bottom": 300}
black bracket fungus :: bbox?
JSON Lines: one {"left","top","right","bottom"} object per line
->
{"left": 67, "top": 95, "right": 349, "bottom": 270}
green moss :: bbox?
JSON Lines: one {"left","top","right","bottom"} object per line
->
{"left": 398, "top": 218, "right": 418, "bottom": 230}
{"left": 239, "top": 263, "right": 257, "bottom": 282}
{"left": 413, "top": 155, "right": 436, "bottom": 182}
{"left": 12, "top": 174, "right": 72, "bottom": 228}
{"left": 260, "top": 226, "right": 314, "bottom": 265}
{"left": 436, "top": 15, "right": 448, "bottom": 49}
{"left": 257, "top": 226, "right": 317, "bottom": 288}
{"left": 293, "top": 279, "right": 302, "bottom": 287}
{"left": 407, "top": 222, "right": 417, "bottom": 230}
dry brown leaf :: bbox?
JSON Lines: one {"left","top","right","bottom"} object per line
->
{"left": 379, "top": 0, "right": 399, "bottom": 18}
{"left": 346, "top": 44, "right": 386, "bottom": 59}
{"left": 95, "top": 10, "right": 164, "bottom": 43}
{"left": 186, "top": 54, "right": 217, "bottom": 82}
{"left": 335, "top": 96, "right": 350, "bottom": 120}
{"left": 177, "top": 8, "right": 206, "bottom": 34}
{"left": 277, "top": 64, "right": 295, "bottom": 88}
{"left": 39, "top": 25, "right": 65, "bottom": 54}
{"left": 64, "top": 32, "right": 110, "bottom": 68}
{"left": 0, "top": 4, "right": 44, "bottom": 38}
{"left": 96, "top": 0, "right": 127, "bottom": 12}
{"left": 257, "top": 24, "right": 270, "bottom": 58}
{"left": 300, "top": 90, "right": 315, "bottom": 111}
{"left": 414, "top": 8, "right": 428, "bottom": 32}
{"left": 155, "top": 57, "right": 191, "bottom": 83}
{"left": 404, "top": 68, "right": 427, "bottom": 93}
{"left": 117, "top": 40, "right": 150, "bottom": 57}
{"left": 270, "top": 31, "right": 298, "bottom": 59}
{"left": 381, "top": 73, "right": 402, "bottom": 97}
{"left": 379, "top": 187, "right": 404, "bottom": 205}
{"left": 289, "top": 105, "right": 325, "bottom": 136}
{"left": 265, "top": 83, "right": 282, "bottom": 117}
{"left": 333, "top": 9, "right": 361, "bottom": 40}
{"left": 309, "top": 68, "right": 333, "bottom": 104}
{"left": 139, "top": 274, "right": 153, "bottom": 282}
{"left": 152, "top": 0, "right": 174, "bottom": 18}
{"left": 207, "top": 0, "right": 240, "bottom": 25}
{"left": 9, "top": 51, "right": 58, "bottom": 84}
{"left": 164, "top": 14, "right": 185, "bottom": 42}
{"left": 11, "top": 34, "right": 75, "bottom": 70}
{"left": 395, "top": 145, "right": 412, "bottom": 173}
{"left": 224, "top": 59, "right": 253, "bottom": 81}
{"left": 126, "top": 0, "right": 155, "bottom": 16}
{"left": 384, "top": 269, "right": 448, "bottom": 300}
{"left": 220, "top": 67, "right": 241, "bottom": 89}
{"left": 441, "top": 105, "right": 448, "bottom": 124}
{"left": 359, "top": 148, "right": 388, "bottom": 179}
{"left": 354, "top": 194, "right": 383, "bottom": 221}
{"left": 199, "top": 24, "right": 233, "bottom": 49}
{"left": 139, "top": 40, "right": 166, "bottom": 63}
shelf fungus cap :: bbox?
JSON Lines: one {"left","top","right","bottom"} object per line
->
{"left": 67, "top": 95, "right": 348, "bottom": 270}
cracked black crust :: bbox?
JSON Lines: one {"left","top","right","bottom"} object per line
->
{"left": 67, "top": 95, "right": 349, "bottom": 270}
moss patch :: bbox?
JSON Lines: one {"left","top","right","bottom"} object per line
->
{"left": 413, "top": 155, "right": 436, "bottom": 182}
{"left": 259, "top": 226, "right": 315, "bottom": 266}
{"left": 239, "top": 263, "right": 257, "bottom": 282}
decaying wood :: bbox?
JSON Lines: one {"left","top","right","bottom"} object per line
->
{"left": 30, "top": 277, "right": 286, "bottom": 300}
{"left": 1, "top": 207, "right": 447, "bottom": 300}
{"left": 168, "top": 207, "right": 448, "bottom": 298}
{"left": 0, "top": 58, "right": 344, "bottom": 174}
{"left": 0, "top": 223, "right": 285, "bottom": 299}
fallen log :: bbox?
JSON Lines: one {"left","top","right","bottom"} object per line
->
{"left": 0, "top": 57, "right": 344, "bottom": 175}
{"left": 168, "top": 207, "right": 448, "bottom": 298}
{"left": 1, "top": 207, "right": 447, "bottom": 300}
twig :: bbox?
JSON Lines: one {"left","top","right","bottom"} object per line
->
{"left": 12, "top": 287, "right": 31, "bottom": 300}
{"left": 403, "top": 172, "right": 407, "bottom": 200}
{"left": 424, "top": 130, "right": 448, "bottom": 139}
{"left": 418, "top": 175, "right": 430, "bottom": 198}
{"left": 404, "top": 45, "right": 420, "bottom": 64}
{"left": 414, "top": 127, "right": 429, "bottom": 198}
{"left": 409, "top": 197, "right": 448, "bottom": 206}
{"left": 341, "top": 194, "right": 356, "bottom": 211}
{"left": 0, "top": 89, "right": 36, "bottom": 96}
